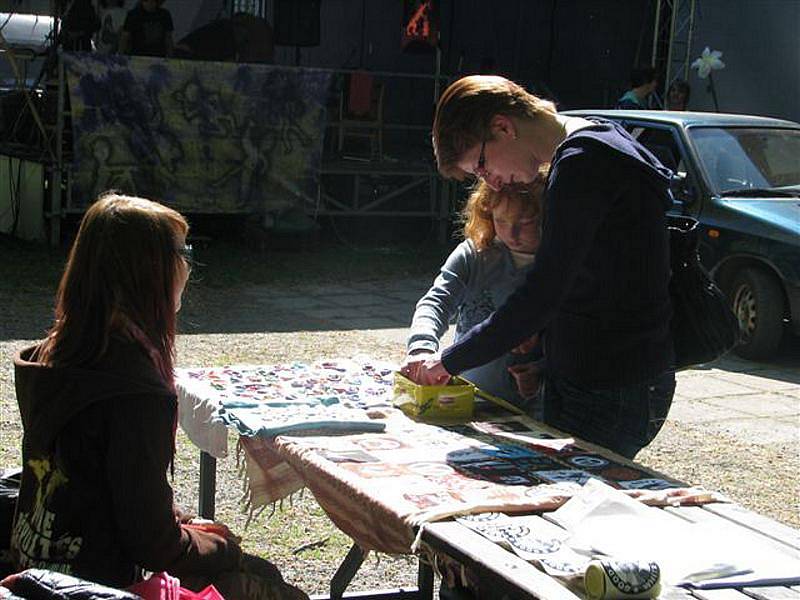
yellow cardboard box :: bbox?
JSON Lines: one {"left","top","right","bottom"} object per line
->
{"left": 393, "top": 372, "right": 474, "bottom": 420}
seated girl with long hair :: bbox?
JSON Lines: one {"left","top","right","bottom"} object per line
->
{"left": 10, "top": 193, "right": 306, "bottom": 599}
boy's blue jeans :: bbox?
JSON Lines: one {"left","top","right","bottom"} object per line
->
{"left": 543, "top": 371, "right": 676, "bottom": 459}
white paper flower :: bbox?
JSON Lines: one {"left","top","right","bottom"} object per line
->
{"left": 691, "top": 47, "right": 725, "bottom": 79}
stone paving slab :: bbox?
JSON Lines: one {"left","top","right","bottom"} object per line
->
{"left": 324, "top": 293, "right": 389, "bottom": 308}
{"left": 362, "top": 279, "right": 432, "bottom": 294}
{"left": 266, "top": 296, "right": 334, "bottom": 310}
{"left": 360, "top": 303, "right": 414, "bottom": 321}
{"left": 780, "top": 414, "right": 799, "bottom": 427}
{"left": 674, "top": 374, "right": 763, "bottom": 400}
{"left": 706, "top": 416, "right": 800, "bottom": 445}
{"left": 702, "top": 393, "right": 800, "bottom": 418}
{"left": 674, "top": 367, "right": 717, "bottom": 379}
{"left": 778, "top": 388, "right": 800, "bottom": 400}
{"left": 336, "top": 317, "right": 406, "bottom": 331}
{"left": 706, "top": 370, "right": 800, "bottom": 392}
{"left": 242, "top": 285, "right": 307, "bottom": 300}
{"left": 666, "top": 399, "right": 749, "bottom": 424}
{"left": 296, "top": 284, "right": 362, "bottom": 296}
{"left": 364, "top": 327, "right": 408, "bottom": 348}
{"left": 384, "top": 290, "right": 432, "bottom": 304}
{"left": 300, "top": 307, "right": 375, "bottom": 321}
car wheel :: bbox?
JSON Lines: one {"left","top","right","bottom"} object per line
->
{"left": 726, "top": 267, "right": 784, "bottom": 360}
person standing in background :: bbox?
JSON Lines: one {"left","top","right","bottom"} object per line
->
{"left": 666, "top": 79, "right": 691, "bottom": 111}
{"left": 60, "top": 0, "right": 100, "bottom": 52}
{"left": 615, "top": 66, "right": 658, "bottom": 109}
{"left": 119, "top": 0, "right": 174, "bottom": 57}
{"left": 95, "top": 0, "right": 128, "bottom": 54}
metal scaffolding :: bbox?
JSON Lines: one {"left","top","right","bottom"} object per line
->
{"left": 0, "top": 4, "right": 66, "bottom": 243}
{"left": 228, "top": 0, "right": 267, "bottom": 18}
{"left": 651, "top": 0, "right": 697, "bottom": 101}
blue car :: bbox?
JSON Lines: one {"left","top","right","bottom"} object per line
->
{"left": 565, "top": 110, "right": 800, "bottom": 360}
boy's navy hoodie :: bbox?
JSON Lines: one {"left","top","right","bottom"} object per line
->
{"left": 442, "top": 118, "right": 675, "bottom": 389}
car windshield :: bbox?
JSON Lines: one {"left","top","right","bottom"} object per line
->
{"left": 689, "top": 126, "right": 800, "bottom": 195}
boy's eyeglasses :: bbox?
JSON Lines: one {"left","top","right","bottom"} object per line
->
{"left": 178, "top": 244, "right": 194, "bottom": 271}
{"left": 474, "top": 139, "right": 489, "bottom": 181}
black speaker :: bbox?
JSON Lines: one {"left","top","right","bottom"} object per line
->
{"left": 274, "top": 0, "right": 321, "bottom": 47}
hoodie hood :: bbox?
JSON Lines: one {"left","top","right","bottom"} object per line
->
{"left": 567, "top": 117, "right": 675, "bottom": 211}
{"left": 14, "top": 339, "right": 174, "bottom": 453}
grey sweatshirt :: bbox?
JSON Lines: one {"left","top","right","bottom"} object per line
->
{"left": 407, "top": 239, "right": 541, "bottom": 417}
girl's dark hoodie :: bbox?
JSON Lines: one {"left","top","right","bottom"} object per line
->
{"left": 11, "top": 337, "right": 241, "bottom": 588}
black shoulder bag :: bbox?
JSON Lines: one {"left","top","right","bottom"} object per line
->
{"left": 668, "top": 215, "right": 741, "bottom": 369}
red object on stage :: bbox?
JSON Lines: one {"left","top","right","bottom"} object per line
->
{"left": 347, "top": 71, "right": 375, "bottom": 117}
{"left": 401, "top": 0, "right": 438, "bottom": 52}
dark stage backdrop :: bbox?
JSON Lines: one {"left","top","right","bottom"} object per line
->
{"left": 271, "top": 0, "right": 655, "bottom": 119}
{"left": 64, "top": 52, "right": 332, "bottom": 213}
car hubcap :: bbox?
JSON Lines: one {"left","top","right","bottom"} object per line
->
{"left": 733, "top": 283, "right": 757, "bottom": 341}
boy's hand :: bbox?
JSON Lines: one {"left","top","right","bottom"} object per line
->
{"left": 402, "top": 353, "right": 451, "bottom": 386}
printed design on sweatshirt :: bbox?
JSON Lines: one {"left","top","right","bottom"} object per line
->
{"left": 12, "top": 458, "right": 82, "bottom": 573}
{"left": 457, "top": 289, "right": 496, "bottom": 335}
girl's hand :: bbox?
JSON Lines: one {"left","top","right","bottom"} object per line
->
{"left": 511, "top": 332, "right": 539, "bottom": 354}
{"left": 508, "top": 361, "right": 542, "bottom": 399}
{"left": 185, "top": 518, "right": 242, "bottom": 544}
{"left": 399, "top": 350, "right": 435, "bottom": 382}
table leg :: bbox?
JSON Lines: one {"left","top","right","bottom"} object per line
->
{"left": 198, "top": 451, "right": 216, "bottom": 520}
{"left": 417, "top": 559, "right": 434, "bottom": 599}
{"left": 330, "top": 543, "right": 367, "bottom": 599}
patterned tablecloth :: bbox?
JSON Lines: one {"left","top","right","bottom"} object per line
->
{"left": 176, "top": 359, "right": 715, "bottom": 555}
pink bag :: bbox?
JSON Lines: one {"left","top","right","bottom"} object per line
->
{"left": 181, "top": 585, "right": 225, "bottom": 600}
{"left": 128, "top": 572, "right": 225, "bottom": 600}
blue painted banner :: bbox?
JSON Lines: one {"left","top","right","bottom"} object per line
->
{"left": 64, "top": 52, "right": 331, "bottom": 213}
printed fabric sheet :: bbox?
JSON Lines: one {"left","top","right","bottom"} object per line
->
{"left": 176, "top": 358, "right": 398, "bottom": 509}
{"left": 177, "top": 359, "right": 394, "bottom": 444}
{"left": 268, "top": 415, "right": 720, "bottom": 555}
{"left": 176, "top": 359, "right": 721, "bottom": 556}
{"left": 63, "top": 52, "right": 331, "bottom": 214}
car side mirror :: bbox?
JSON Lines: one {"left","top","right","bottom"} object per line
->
{"left": 670, "top": 172, "right": 697, "bottom": 206}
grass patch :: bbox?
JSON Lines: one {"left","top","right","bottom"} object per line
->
{"left": 0, "top": 235, "right": 66, "bottom": 291}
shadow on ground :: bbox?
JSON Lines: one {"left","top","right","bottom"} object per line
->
{"left": 177, "top": 279, "right": 428, "bottom": 336}
{"left": 705, "top": 333, "right": 800, "bottom": 385}
{"left": 3, "top": 234, "right": 798, "bottom": 384}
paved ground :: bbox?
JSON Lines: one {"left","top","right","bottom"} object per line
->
{"left": 220, "top": 276, "right": 800, "bottom": 449}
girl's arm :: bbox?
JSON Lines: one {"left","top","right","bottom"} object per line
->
{"left": 407, "top": 241, "right": 474, "bottom": 355}
{"left": 106, "top": 394, "right": 241, "bottom": 577}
